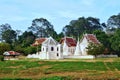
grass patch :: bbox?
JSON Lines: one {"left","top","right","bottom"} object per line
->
{"left": 0, "top": 58, "right": 120, "bottom": 79}
{"left": 40, "top": 76, "right": 71, "bottom": 80}
{"left": 45, "top": 61, "right": 107, "bottom": 72}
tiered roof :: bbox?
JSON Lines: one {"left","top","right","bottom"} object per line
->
{"left": 32, "top": 38, "right": 46, "bottom": 46}
{"left": 42, "top": 37, "right": 58, "bottom": 45}
{"left": 85, "top": 34, "right": 100, "bottom": 44}
{"left": 60, "top": 37, "right": 76, "bottom": 47}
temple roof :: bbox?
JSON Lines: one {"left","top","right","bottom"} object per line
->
{"left": 42, "top": 37, "right": 58, "bottom": 45}
{"left": 84, "top": 34, "right": 100, "bottom": 44}
{"left": 32, "top": 38, "right": 46, "bottom": 46}
{"left": 60, "top": 37, "right": 76, "bottom": 47}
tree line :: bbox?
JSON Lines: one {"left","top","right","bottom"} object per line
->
{"left": 0, "top": 13, "right": 120, "bottom": 56}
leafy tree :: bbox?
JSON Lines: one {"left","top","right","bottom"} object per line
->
{"left": 14, "top": 45, "right": 24, "bottom": 53}
{"left": 107, "top": 13, "right": 120, "bottom": 33}
{"left": 28, "top": 18, "right": 57, "bottom": 38}
{"left": 87, "top": 17, "right": 102, "bottom": 31}
{"left": 57, "top": 32, "right": 64, "bottom": 41}
{"left": 24, "top": 46, "right": 36, "bottom": 56}
{"left": 18, "top": 31, "right": 36, "bottom": 47}
{"left": 2, "top": 29, "right": 17, "bottom": 43}
{"left": 0, "top": 23, "right": 12, "bottom": 41}
{"left": 0, "top": 43, "right": 11, "bottom": 55}
{"left": 16, "top": 30, "right": 22, "bottom": 39}
{"left": 87, "top": 43, "right": 105, "bottom": 57}
{"left": 62, "top": 17, "right": 103, "bottom": 39}
{"left": 93, "top": 30, "right": 110, "bottom": 49}
{"left": 110, "top": 29, "right": 120, "bottom": 55}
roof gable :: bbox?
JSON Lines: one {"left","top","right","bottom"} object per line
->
{"left": 32, "top": 38, "right": 46, "bottom": 46}
{"left": 60, "top": 37, "right": 76, "bottom": 47}
{"left": 3, "top": 51, "right": 20, "bottom": 55}
{"left": 42, "top": 37, "right": 58, "bottom": 45}
{"left": 83, "top": 34, "right": 100, "bottom": 44}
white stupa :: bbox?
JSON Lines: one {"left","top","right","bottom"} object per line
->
{"left": 74, "top": 39, "right": 82, "bottom": 55}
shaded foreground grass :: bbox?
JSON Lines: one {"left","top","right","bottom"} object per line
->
{"left": 0, "top": 58, "right": 120, "bottom": 79}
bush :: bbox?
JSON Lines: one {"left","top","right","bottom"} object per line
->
{"left": 0, "top": 55, "right": 4, "bottom": 61}
{"left": 14, "top": 45, "right": 24, "bottom": 53}
{"left": 23, "top": 46, "right": 36, "bottom": 56}
{"left": 0, "top": 43, "right": 11, "bottom": 55}
{"left": 87, "top": 43, "right": 105, "bottom": 57}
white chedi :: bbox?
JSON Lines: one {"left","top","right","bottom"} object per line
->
{"left": 74, "top": 40, "right": 82, "bottom": 56}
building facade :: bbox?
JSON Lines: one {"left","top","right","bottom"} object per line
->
{"left": 28, "top": 34, "right": 100, "bottom": 59}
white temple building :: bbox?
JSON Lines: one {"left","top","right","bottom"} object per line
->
{"left": 27, "top": 34, "right": 100, "bottom": 59}
{"left": 40, "top": 37, "right": 63, "bottom": 59}
{"left": 60, "top": 37, "right": 76, "bottom": 56}
{"left": 79, "top": 34, "right": 100, "bottom": 55}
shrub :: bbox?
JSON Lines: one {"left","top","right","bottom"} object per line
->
{"left": 0, "top": 55, "right": 4, "bottom": 61}
{"left": 0, "top": 43, "right": 11, "bottom": 55}
{"left": 23, "top": 46, "right": 36, "bottom": 56}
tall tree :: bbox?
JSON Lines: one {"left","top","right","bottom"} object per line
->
{"left": 93, "top": 30, "right": 109, "bottom": 48}
{"left": 28, "top": 18, "right": 57, "bottom": 38}
{"left": 62, "top": 17, "right": 103, "bottom": 39}
{"left": 107, "top": 13, "right": 120, "bottom": 33}
{"left": 2, "top": 29, "right": 17, "bottom": 43}
{"left": 16, "top": 30, "right": 22, "bottom": 39}
{"left": 110, "top": 29, "right": 120, "bottom": 55}
{"left": 18, "top": 31, "right": 36, "bottom": 47}
{"left": 0, "top": 23, "right": 12, "bottom": 41}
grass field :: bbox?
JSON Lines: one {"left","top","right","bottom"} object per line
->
{"left": 0, "top": 57, "right": 120, "bottom": 80}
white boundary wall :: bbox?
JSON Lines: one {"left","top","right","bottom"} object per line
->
{"left": 63, "top": 55, "right": 94, "bottom": 59}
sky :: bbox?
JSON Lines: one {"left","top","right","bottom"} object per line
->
{"left": 0, "top": 0, "right": 120, "bottom": 33}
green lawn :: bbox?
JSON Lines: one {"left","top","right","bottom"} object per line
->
{"left": 0, "top": 58, "right": 120, "bottom": 79}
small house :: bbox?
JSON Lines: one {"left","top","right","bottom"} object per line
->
{"left": 3, "top": 51, "right": 20, "bottom": 60}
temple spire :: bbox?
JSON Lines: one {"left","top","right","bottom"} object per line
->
{"left": 74, "top": 38, "right": 82, "bottom": 56}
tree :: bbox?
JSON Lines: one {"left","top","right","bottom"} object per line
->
{"left": 62, "top": 17, "right": 104, "bottom": 39}
{"left": 16, "top": 30, "right": 22, "bottom": 39}
{"left": 2, "top": 29, "right": 17, "bottom": 43}
{"left": 87, "top": 43, "right": 105, "bottom": 57}
{"left": 86, "top": 17, "right": 102, "bottom": 31}
{"left": 0, "top": 23, "right": 12, "bottom": 41}
{"left": 107, "top": 13, "right": 120, "bottom": 33}
{"left": 24, "top": 46, "right": 36, "bottom": 56}
{"left": 0, "top": 43, "right": 11, "bottom": 55}
{"left": 28, "top": 18, "right": 57, "bottom": 38}
{"left": 110, "top": 29, "right": 120, "bottom": 55}
{"left": 18, "top": 31, "right": 36, "bottom": 47}
{"left": 93, "top": 30, "right": 110, "bottom": 48}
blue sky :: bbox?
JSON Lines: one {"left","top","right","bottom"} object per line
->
{"left": 0, "top": 0, "right": 120, "bottom": 33}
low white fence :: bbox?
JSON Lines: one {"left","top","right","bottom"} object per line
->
{"left": 63, "top": 55, "right": 95, "bottom": 59}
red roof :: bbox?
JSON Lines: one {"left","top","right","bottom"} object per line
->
{"left": 85, "top": 34, "right": 100, "bottom": 44}
{"left": 3, "top": 51, "right": 20, "bottom": 56}
{"left": 60, "top": 37, "right": 76, "bottom": 47}
{"left": 9, "top": 51, "right": 19, "bottom": 55}
{"left": 32, "top": 38, "right": 46, "bottom": 46}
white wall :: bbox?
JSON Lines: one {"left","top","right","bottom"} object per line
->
{"left": 40, "top": 44, "right": 63, "bottom": 59}
{"left": 63, "top": 55, "right": 94, "bottom": 59}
